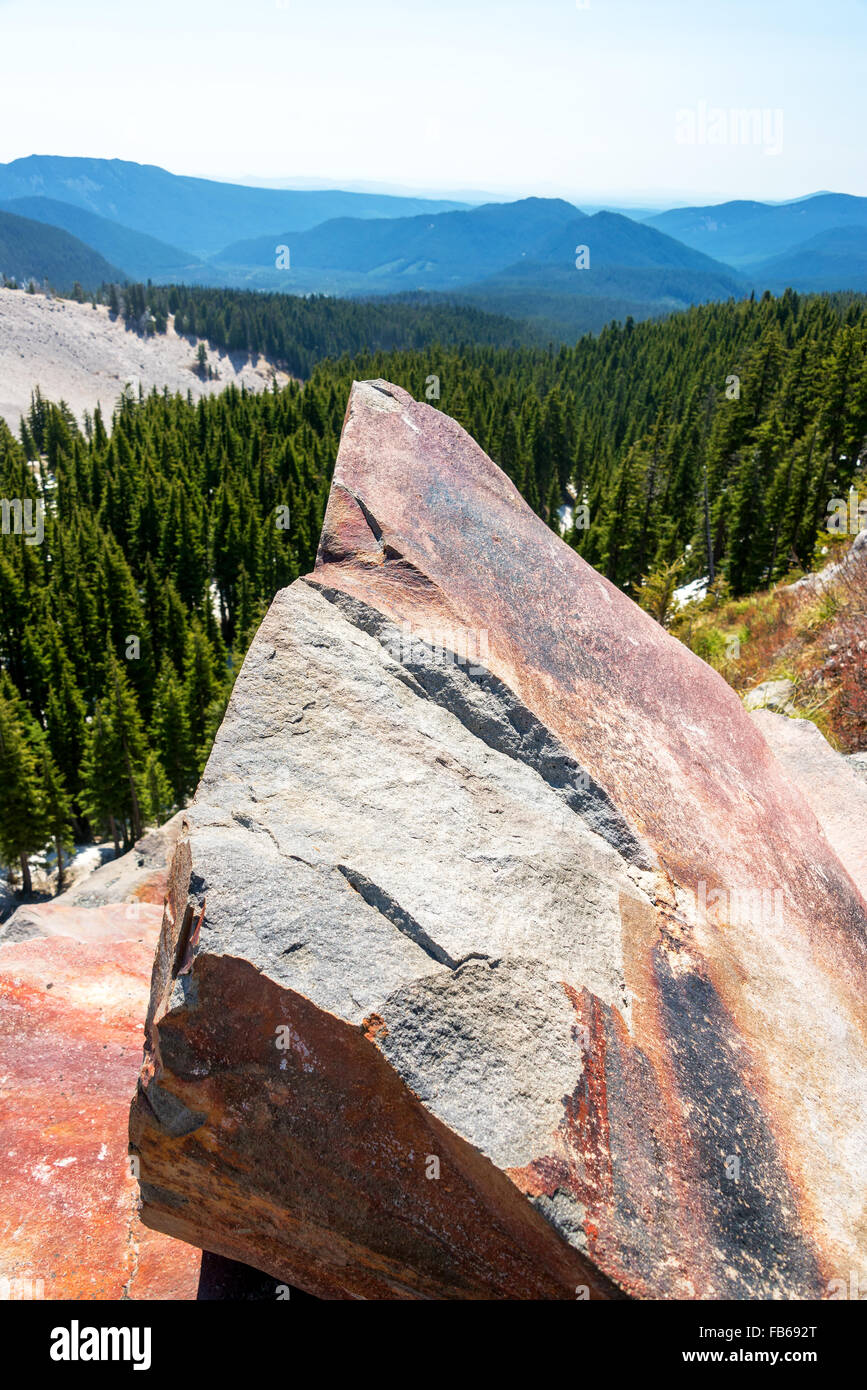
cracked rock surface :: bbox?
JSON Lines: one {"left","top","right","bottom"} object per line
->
{"left": 130, "top": 379, "right": 867, "bottom": 1300}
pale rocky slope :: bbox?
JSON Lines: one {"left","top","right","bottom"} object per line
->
{"left": 0, "top": 287, "right": 289, "bottom": 431}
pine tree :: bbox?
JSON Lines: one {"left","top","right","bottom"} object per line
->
{"left": 40, "top": 747, "right": 74, "bottom": 890}
{"left": 143, "top": 751, "right": 173, "bottom": 827}
{"left": 153, "top": 659, "right": 193, "bottom": 802}
{"left": 81, "top": 656, "right": 151, "bottom": 849}
{"left": 80, "top": 704, "right": 124, "bottom": 853}
{"left": 637, "top": 554, "right": 685, "bottom": 627}
{"left": 0, "top": 692, "right": 49, "bottom": 895}
{"left": 183, "top": 617, "right": 222, "bottom": 751}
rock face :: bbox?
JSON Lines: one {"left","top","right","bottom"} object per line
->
{"left": 0, "top": 812, "right": 184, "bottom": 943}
{"left": 751, "top": 710, "right": 867, "bottom": 903}
{"left": 130, "top": 379, "right": 867, "bottom": 1300}
{"left": 0, "top": 823, "right": 201, "bottom": 1300}
{"left": 848, "top": 752, "right": 867, "bottom": 786}
{"left": 783, "top": 527, "right": 867, "bottom": 594}
{"left": 743, "top": 678, "right": 796, "bottom": 715}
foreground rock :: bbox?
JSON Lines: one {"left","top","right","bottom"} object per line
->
{"left": 131, "top": 380, "right": 867, "bottom": 1300}
{"left": 0, "top": 824, "right": 200, "bottom": 1300}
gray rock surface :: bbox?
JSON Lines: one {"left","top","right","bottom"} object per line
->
{"left": 848, "top": 751, "right": 867, "bottom": 785}
{"left": 751, "top": 710, "right": 867, "bottom": 902}
{"left": 182, "top": 580, "right": 642, "bottom": 1030}
{"left": 743, "top": 677, "right": 796, "bottom": 714}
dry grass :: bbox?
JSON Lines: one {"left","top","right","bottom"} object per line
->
{"left": 671, "top": 538, "right": 867, "bottom": 751}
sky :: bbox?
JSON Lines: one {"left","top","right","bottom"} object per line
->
{"left": 1, "top": 0, "right": 865, "bottom": 205}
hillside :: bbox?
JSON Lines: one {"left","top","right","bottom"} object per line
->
{"left": 530, "top": 209, "right": 740, "bottom": 272}
{"left": 750, "top": 225, "right": 867, "bottom": 292}
{"left": 99, "top": 283, "right": 548, "bottom": 377}
{"left": 0, "top": 196, "right": 210, "bottom": 282}
{"left": 0, "top": 208, "right": 124, "bottom": 291}
{"left": 672, "top": 531, "right": 867, "bottom": 753}
{"left": 0, "top": 156, "right": 468, "bottom": 257}
{"left": 461, "top": 253, "right": 743, "bottom": 335}
{"left": 0, "top": 287, "right": 289, "bottom": 429}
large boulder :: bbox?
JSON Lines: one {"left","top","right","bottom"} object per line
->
{"left": 130, "top": 380, "right": 867, "bottom": 1300}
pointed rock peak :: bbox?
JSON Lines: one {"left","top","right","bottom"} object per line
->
{"left": 131, "top": 382, "right": 867, "bottom": 1301}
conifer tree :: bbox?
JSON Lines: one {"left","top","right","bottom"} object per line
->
{"left": 0, "top": 691, "right": 49, "bottom": 895}
{"left": 153, "top": 659, "right": 193, "bottom": 802}
{"left": 143, "top": 751, "right": 173, "bottom": 827}
{"left": 40, "top": 746, "right": 74, "bottom": 890}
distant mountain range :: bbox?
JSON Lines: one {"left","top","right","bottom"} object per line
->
{"left": 0, "top": 156, "right": 466, "bottom": 256}
{"left": 212, "top": 201, "right": 737, "bottom": 284}
{"left": 1, "top": 156, "right": 865, "bottom": 334}
{"left": 214, "top": 197, "right": 585, "bottom": 285}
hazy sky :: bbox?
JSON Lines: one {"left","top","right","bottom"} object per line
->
{"left": 1, "top": 0, "right": 865, "bottom": 204}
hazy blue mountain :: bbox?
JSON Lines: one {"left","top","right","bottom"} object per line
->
{"left": 0, "top": 209, "right": 125, "bottom": 290}
{"left": 646, "top": 193, "right": 867, "bottom": 268}
{"left": 0, "top": 197, "right": 207, "bottom": 281}
{"left": 211, "top": 200, "right": 737, "bottom": 298}
{"left": 0, "top": 156, "right": 469, "bottom": 257}
{"left": 212, "top": 198, "right": 584, "bottom": 283}
{"left": 529, "top": 210, "right": 741, "bottom": 272}
{"left": 749, "top": 225, "right": 867, "bottom": 291}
